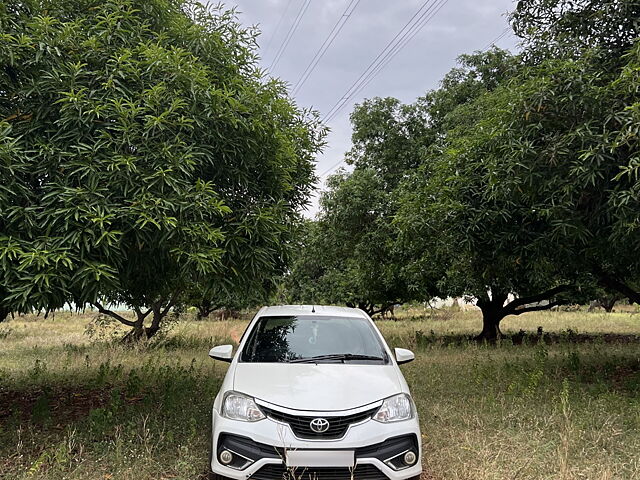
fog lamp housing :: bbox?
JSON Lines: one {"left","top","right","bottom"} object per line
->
{"left": 386, "top": 448, "right": 419, "bottom": 470}
{"left": 404, "top": 450, "right": 417, "bottom": 465}
{"left": 219, "top": 450, "right": 233, "bottom": 465}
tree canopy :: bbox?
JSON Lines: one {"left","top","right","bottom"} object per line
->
{"left": 286, "top": 169, "right": 411, "bottom": 316}
{"left": 0, "top": 0, "right": 325, "bottom": 334}
{"left": 284, "top": 96, "right": 436, "bottom": 316}
{"left": 288, "top": 0, "right": 640, "bottom": 339}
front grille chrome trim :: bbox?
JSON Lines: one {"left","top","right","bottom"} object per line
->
{"left": 256, "top": 401, "right": 381, "bottom": 440}
{"left": 254, "top": 398, "right": 384, "bottom": 417}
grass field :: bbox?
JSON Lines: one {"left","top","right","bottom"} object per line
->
{"left": 0, "top": 307, "right": 639, "bottom": 480}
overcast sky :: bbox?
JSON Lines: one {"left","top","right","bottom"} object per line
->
{"left": 227, "top": 0, "right": 519, "bottom": 216}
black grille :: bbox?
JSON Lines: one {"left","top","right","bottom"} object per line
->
{"left": 249, "top": 463, "right": 389, "bottom": 480}
{"left": 260, "top": 406, "right": 378, "bottom": 439}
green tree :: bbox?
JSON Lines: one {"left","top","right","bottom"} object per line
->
{"left": 393, "top": 47, "right": 593, "bottom": 340}
{"left": 396, "top": 3, "right": 640, "bottom": 340}
{"left": 492, "top": 0, "right": 640, "bottom": 305}
{"left": 394, "top": 0, "right": 640, "bottom": 339}
{"left": 187, "top": 270, "right": 276, "bottom": 320}
{"left": 346, "top": 97, "right": 431, "bottom": 189}
{"left": 0, "top": 120, "right": 26, "bottom": 322}
{"left": 286, "top": 169, "right": 411, "bottom": 316}
{"left": 285, "top": 50, "right": 521, "bottom": 321}
{"left": 511, "top": 0, "right": 640, "bottom": 65}
{"left": 0, "top": 0, "right": 324, "bottom": 337}
{"left": 396, "top": 82, "right": 579, "bottom": 341}
{"left": 285, "top": 95, "right": 439, "bottom": 316}
{"left": 478, "top": 42, "right": 640, "bottom": 307}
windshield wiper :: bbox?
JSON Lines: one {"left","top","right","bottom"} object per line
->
{"left": 288, "top": 354, "right": 385, "bottom": 364}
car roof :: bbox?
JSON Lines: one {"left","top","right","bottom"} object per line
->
{"left": 256, "top": 305, "right": 369, "bottom": 319}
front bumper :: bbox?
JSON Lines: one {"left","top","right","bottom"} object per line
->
{"left": 210, "top": 407, "right": 422, "bottom": 480}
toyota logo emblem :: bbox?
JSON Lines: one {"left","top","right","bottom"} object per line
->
{"left": 309, "top": 417, "right": 330, "bottom": 433}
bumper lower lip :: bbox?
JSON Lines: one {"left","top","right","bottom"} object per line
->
{"left": 211, "top": 409, "right": 422, "bottom": 480}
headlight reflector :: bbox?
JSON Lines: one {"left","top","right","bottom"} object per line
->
{"left": 222, "top": 392, "right": 265, "bottom": 422}
{"left": 373, "top": 393, "right": 414, "bottom": 423}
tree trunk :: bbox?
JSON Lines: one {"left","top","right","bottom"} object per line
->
{"left": 0, "top": 306, "right": 9, "bottom": 324}
{"left": 477, "top": 311, "right": 503, "bottom": 342}
{"left": 603, "top": 302, "right": 615, "bottom": 313}
{"left": 600, "top": 296, "right": 617, "bottom": 313}
{"left": 91, "top": 300, "right": 174, "bottom": 342}
{"left": 121, "top": 307, "right": 149, "bottom": 343}
{"left": 371, "top": 303, "right": 396, "bottom": 318}
{"left": 474, "top": 286, "right": 569, "bottom": 342}
{"left": 122, "top": 324, "right": 146, "bottom": 342}
{"left": 381, "top": 304, "right": 395, "bottom": 319}
{"left": 144, "top": 301, "right": 172, "bottom": 339}
{"left": 475, "top": 293, "right": 508, "bottom": 343}
{"left": 196, "top": 300, "right": 216, "bottom": 320}
{"left": 357, "top": 302, "right": 375, "bottom": 316}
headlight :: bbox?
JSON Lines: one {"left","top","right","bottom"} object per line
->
{"left": 373, "top": 393, "right": 414, "bottom": 423}
{"left": 222, "top": 392, "right": 265, "bottom": 422}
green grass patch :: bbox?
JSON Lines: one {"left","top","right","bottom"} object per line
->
{"left": 0, "top": 309, "right": 639, "bottom": 479}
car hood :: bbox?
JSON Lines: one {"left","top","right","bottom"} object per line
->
{"left": 232, "top": 363, "right": 403, "bottom": 411}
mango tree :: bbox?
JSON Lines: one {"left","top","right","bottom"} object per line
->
{"left": 285, "top": 97, "right": 430, "bottom": 315}
{"left": 0, "top": 0, "right": 324, "bottom": 337}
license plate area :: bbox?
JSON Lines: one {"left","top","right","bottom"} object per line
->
{"left": 285, "top": 450, "right": 355, "bottom": 467}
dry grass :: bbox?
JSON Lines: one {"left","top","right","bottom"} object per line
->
{"left": 0, "top": 307, "right": 639, "bottom": 480}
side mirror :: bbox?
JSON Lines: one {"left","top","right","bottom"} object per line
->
{"left": 209, "top": 344, "right": 233, "bottom": 362}
{"left": 394, "top": 347, "right": 415, "bottom": 365}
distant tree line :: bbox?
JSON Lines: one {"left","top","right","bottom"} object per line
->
{"left": 0, "top": 0, "right": 325, "bottom": 338}
{"left": 285, "top": 0, "right": 640, "bottom": 340}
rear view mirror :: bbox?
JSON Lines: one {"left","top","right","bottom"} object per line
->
{"left": 209, "top": 344, "right": 233, "bottom": 362}
{"left": 394, "top": 347, "right": 415, "bottom": 365}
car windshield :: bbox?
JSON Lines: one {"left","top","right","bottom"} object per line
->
{"left": 240, "top": 315, "right": 388, "bottom": 364}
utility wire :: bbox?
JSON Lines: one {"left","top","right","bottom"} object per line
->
{"left": 344, "top": 0, "right": 449, "bottom": 117}
{"left": 269, "top": 0, "right": 312, "bottom": 72}
{"left": 321, "top": 0, "right": 439, "bottom": 123}
{"left": 318, "top": 0, "right": 449, "bottom": 178}
{"left": 323, "top": 0, "right": 448, "bottom": 124}
{"left": 321, "top": 0, "right": 448, "bottom": 125}
{"left": 482, "top": 26, "right": 511, "bottom": 50}
{"left": 291, "top": 0, "right": 362, "bottom": 96}
{"left": 263, "top": 0, "right": 295, "bottom": 56}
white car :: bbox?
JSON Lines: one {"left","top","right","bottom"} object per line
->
{"left": 208, "top": 305, "right": 422, "bottom": 480}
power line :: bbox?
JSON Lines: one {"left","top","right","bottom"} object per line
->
{"left": 346, "top": 0, "right": 449, "bottom": 116}
{"left": 269, "top": 0, "right": 312, "bottom": 72}
{"left": 263, "top": 0, "right": 295, "bottom": 56}
{"left": 482, "top": 26, "right": 511, "bottom": 50}
{"left": 321, "top": 0, "right": 448, "bottom": 125}
{"left": 323, "top": 0, "right": 448, "bottom": 125}
{"left": 317, "top": 159, "right": 347, "bottom": 179}
{"left": 318, "top": 0, "right": 450, "bottom": 178}
{"left": 291, "top": 0, "right": 362, "bottom": 96}
{"left": 320, "top": 0, "right": 439, "bottom": 123}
